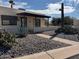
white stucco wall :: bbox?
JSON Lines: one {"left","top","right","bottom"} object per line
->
{"left": 0, "top": 16, "right": 18, "bottom": 34}
{"left": 0, "top": 6, "right": 24, "bottom": 34}
{"left": 0, "top": 6, "right": 24, "bottom": 15}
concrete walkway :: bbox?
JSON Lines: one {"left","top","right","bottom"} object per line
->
{"left": 13, "top": 44, "right": 79, "bottom": 59}
{"left": 46, "top": 44, "right": 79, "bottom": 59}
{"left": 13, "top": 52, "right": 52, "bottom": 59}
{"left": 13, "top": 34, "right": 79, "bottom": 59}
{"left": 36, "top": 34, "right": 79, "bottom": 45}
{"left": 36, "top": 34, "right": 51, "bottom": 39}
{"left": 52, "top": 37, "right": 79, "bottom": 45}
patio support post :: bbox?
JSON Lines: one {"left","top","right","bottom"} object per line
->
{"left": 47, "top": 18, "right": 49, "bottom": 26}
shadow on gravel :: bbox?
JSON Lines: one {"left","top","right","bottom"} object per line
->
{"left": 0, "top": 46, "right": 11, "bottom": 55}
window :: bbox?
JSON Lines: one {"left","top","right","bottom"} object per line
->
{"left": 1, "top": 15, "right": 17, "bottom": 25}
{"left": 35, "top": 17, "right": 41, "bottom": 27}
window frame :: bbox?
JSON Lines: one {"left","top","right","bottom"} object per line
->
{"left": 35, "top": 17, "right": 41, "bottom": 27}
{"left": 1, "top": 15, "right": 17, "bottom": 26}
{"left": 20, "top": 17, "right": 27, "bottom": 27}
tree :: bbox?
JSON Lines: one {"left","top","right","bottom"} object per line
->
{"left": 51, "top": 17, "right": 61, "bottom": 26}
{"left": 9, "top": 0, "right": 15, "bottom": 8}
{"left": 51, "top": 16, "right": 73, "bottom": 26}
{"left": 64, "top": 16, "right": 73, "bottom": 25}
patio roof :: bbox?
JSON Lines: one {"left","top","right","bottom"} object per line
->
{"left": 17, "top": 12, "right": 51, "bottom": 18}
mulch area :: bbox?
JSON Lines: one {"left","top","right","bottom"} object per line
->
{"left": 42, "top": 30, "right": 79, "bottom": 42}
{"left": 0, "top": 34, "right": 70, "bottom": 59}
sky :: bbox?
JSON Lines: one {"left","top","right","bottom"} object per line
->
{"left": 0, "top": 0, "right": 79, "bottom": 19}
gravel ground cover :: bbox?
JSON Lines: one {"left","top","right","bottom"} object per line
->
{"left": 42, "top": 30, "right": 79, "bottom": 42}
{"left": 67, "top": 54, "right": 79, "bottom": 59}
{"left": 0, "top": 34, "right": 69, "bottom": 59}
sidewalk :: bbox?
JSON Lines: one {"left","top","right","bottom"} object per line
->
{"left": 36, "top": 34, "right": 79, "bottom": 45}
{"left": 36, "top": 34, "right": 51, "bottom": 39}
{"left": 52, "top": 37, "right": 79, "bottom": 45}
{"left": 46, "top": 44, "right": 79, "bottom": 59}
{"left": 13, "top": 44, "right": 79, "bottom": 59}
{"left": 13, "top": 52, "right": 52, "bottom": 59}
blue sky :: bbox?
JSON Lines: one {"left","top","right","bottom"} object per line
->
{"left": 0, "top": 0, "right": 79, "bottom": 19}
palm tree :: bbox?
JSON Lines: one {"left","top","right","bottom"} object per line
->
{"left": 9, "top": 0, "right": 15, "bottom": 8}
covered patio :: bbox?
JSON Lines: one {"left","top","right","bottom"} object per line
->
{"left": 17, "top": 12, "right": 51, "bottom": 33}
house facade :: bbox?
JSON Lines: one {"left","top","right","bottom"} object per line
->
{"left": 73, "top": 20, "right": 79, "bottom": 26}
{"left": 0, "top": 6, "right": 51, "bottom": 34}
{"left": 72, "top": 19, "right": 79, "bottom": 29}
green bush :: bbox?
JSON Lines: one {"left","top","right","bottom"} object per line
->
{"left": 0, "top": 31, "right": 16, "bottom": 47}
{"left": 62, "top": 26, "right": 78, "bottom": 34}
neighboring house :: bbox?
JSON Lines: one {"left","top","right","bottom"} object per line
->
{"left": 0, "top": 6, "right": 51, "bottom": 35}
{"left": 73, "top": 19, "right": 79, "bottom": 29}
{"left": 73, "top": 19, "right": 79, "bottom": 26}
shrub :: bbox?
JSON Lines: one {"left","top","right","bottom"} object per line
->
{"left": 63, "top": 26, "right": 78, "bottom": 34}
{"left": 55, "top": 26, "right": 78, "bottom": 34}
{"left": 0, "top": 31, "right": 16, "bottom": 48}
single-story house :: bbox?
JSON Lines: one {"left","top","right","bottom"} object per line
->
{"left": 0, "top": 6, "right": 52, "bottom": 35}
{"left": 72, "top": 19, "right": 79, "bottom": 29}
{"left": 73, "top": 19, "right": 79, "bottom": 26}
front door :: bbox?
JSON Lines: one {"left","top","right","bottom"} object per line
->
{"left": 19, "top": 17, "right": 27, "bottom": 35}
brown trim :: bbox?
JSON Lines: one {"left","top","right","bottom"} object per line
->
{"left": 17, "top": 12, "right": 51, "bottom": 18}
